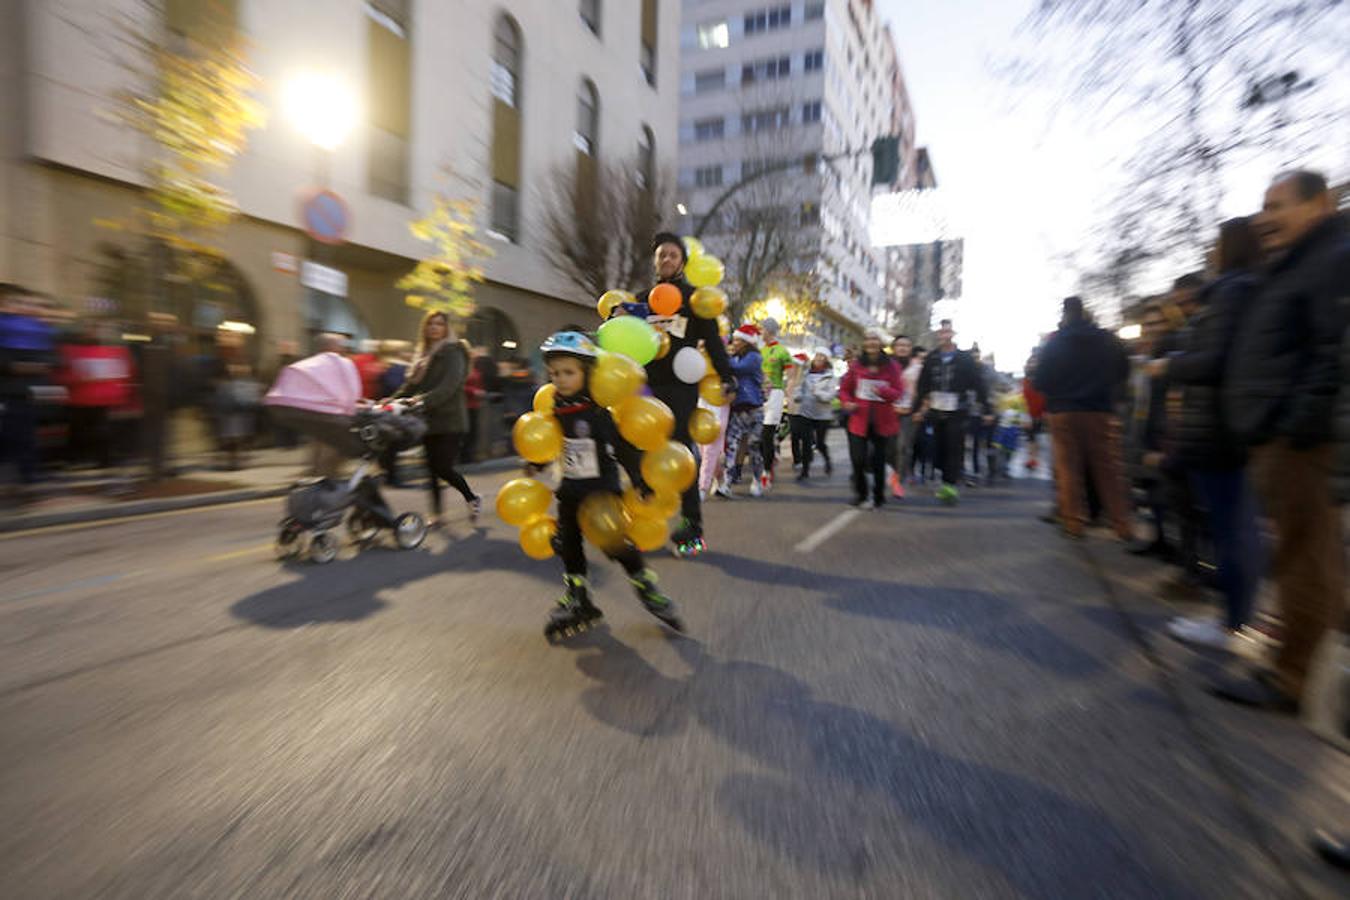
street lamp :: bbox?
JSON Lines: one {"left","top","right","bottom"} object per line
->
{"left": 283, "top": 70, "right": 358, "bottom": 153}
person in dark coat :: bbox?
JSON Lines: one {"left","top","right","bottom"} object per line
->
{"left": 392, "top": 310, "right": 481, "bottom": 529}
{"left": 913, "top": 318, "right": 988, "bottom": 495}
{"left": 631, "top": 232, "right": 735, "bottom": 556}
{"left": 1033, "top": 297, "right": 1133, "bottom": 540}
{"left": 1151, "top": 218, "right": 1265, "bottom": 649}
{"left": 1213, "top": 169, "right": 1350, "bottom": 713}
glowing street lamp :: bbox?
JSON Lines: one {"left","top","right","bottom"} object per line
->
{"left": 283, "top": 70, "right": 357, "bottom": 153}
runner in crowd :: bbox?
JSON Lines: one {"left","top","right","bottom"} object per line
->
{"left": 757, "top": 317, "right": 795, "bottom": 493}
{"left": 839, "top": 329, "right": 903, "bottom": 509}
{"left": 913, "top": 319, "right": 987, "bottom": 502}
{"left": 635, "top": 233, "right": 735, "bottom": 556}
{"left": 791, "top": 347, "right": 836, "bottom": 481}
{"left": 720, "top": 324, "right": 767, "bottom": 498}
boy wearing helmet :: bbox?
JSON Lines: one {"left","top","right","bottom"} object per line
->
{"left": 537, "top": 331, "right": 685, "bottom": 640}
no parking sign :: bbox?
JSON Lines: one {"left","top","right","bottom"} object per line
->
{"left": 300, "top": 189, "right": 350, "bottom": 245}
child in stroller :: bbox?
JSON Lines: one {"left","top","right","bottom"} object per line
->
{"left": 265, "top": 352, "right": 429, "bottom": 563}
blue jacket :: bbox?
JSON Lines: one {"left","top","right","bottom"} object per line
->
{"left": 728, "top": 348, "right": 765, "bottom": 409}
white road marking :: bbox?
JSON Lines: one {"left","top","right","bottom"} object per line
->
{"left": 793, "top": 509, "right": 860, "bottom": 553}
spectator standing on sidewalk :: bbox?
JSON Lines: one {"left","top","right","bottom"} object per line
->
{"left": 135, "top": 313, "right": 180, "bottom": 482}
{"left": 0, "top": 284, "right": 58, "bottom": 495}
{"left": 58, "top": 320, "right": 135, "bottom": 470}
{"left": 1153, "top": 218, "right": 1266, "bottom": 650}
{"left": 1213, "top": 169, "right": 1350, "bottom": 713}
{"left": 1034, "top": 297, "right": 1134, "bottom": 540}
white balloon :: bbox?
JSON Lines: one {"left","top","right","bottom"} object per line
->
{"left": 672, "top": 346, "right": 708, "bottom": 384}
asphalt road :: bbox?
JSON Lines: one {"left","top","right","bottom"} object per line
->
{"left": 2, "top": 450, "right": 1347, "bottom": 899}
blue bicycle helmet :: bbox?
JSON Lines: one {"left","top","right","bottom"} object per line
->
{"left": 540, "top": 331, "right": 600, "bottom": 361}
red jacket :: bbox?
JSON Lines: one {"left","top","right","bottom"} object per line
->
{"left": 1022, "top": 378, "right": 1047, "bottom": 420}
{"left": 59, "top": 343, "right": 135, "bottom": 408}
{"left": 352, "top": 353, "right": 386, "bottom": 400}
{"left": 464, "top": 366, "right": 485, "bottom": 411}
{"left": 839, "top": 357, "right": 903, "bottom": 437}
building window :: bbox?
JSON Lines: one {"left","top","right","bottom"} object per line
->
{"left": 579, "top": 0, "right": 600, "bottom": 36}
{"left": 640, "top": 0, "right": 657, "bottom": 87}
{"left": 490, "top": 14, "right": 524, "bottom": 242}
{"left": 804, "top": 48, "right": 824, "bottom": 72}
{"left": 693, "top": 117, "right": 725, "bottom": 141}
{"left": 637, "top": 125, "right": 655, "bottom": 189}
{"left": 744, "top": 5, "right": 791, "bottom": 36}
{"left": 697, "top": 20, "right": 730, "bottom": 49}
{"left": 366, "top": 0, "right": 411, "bottom": 204}
{"left": 801, "top": 100, "right": 822, "bottom": 123}
{"left": 800, "top": 203, "right": 820, "bottom": 227}
{"left": 694, "top": 68, "right": 726, "bottom": 93}
{"left": 575, "top": 79, "right": 599, "bottom": 155}
{"left": 694, "top": 165, "right": 723, "bottom": 188}
{"left": 741, "top": 106, "right": 791, "bottom": 135}
{"left": 805, "top": 2, "right": 825, "bottom": 21}
{"left": 741, "top": 55, "right": 790, "bottom": 84}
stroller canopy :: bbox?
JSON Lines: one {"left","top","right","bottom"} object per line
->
{"left": 264, "top": 352, "right": 362, "bottom": 416}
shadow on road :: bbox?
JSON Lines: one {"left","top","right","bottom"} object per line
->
{"left": 230, "top": 535, "right": 555, "bottom": 629}
{"left": 563, "top": 632, "right": 1185, "bottom": 895}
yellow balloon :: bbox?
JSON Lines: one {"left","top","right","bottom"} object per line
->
{"left": 654, "top": 331, "right": 672, "bottom": 360}
{"left": 591, "top": 352, "right": 646, "bottom": 408}
{"left": 519, "top": 515, "right": 557, "bottom": 560}
{"left": 718, "top": 316, "right": 730, "bottom": 338}
{"left": 689, "top": 406, "right": 721, "bottom": 445}
{"left": 616, "top": 394, "right": 675, "bottom": 451}
{"left": 698, "top": 374, "right": 728, "bottom": 406}
{"left": 641, "top": 440, "right": 698, "bottom": 494}
{"left": 496, "top": 477, "right": 552, "bottom": 526}
{"left": 533, "top": 382, "right": 557, "bottom": 415}
{"left": 623, "top": 486, "right": 679, "bottom": 521}
{"left": 580, "top": 492, "right": 630, "bottom": 554}
{"left": 513, "top": 412, "right": 564, "bottom": 463}
{"left": 683, "top": 236, "right": 705, "bottom": 260}
{"left": 598, "top": 289, "right": 634, "bottom": 320}
{"left": 628, "top": 515, "right": 669, "bottom": 552}
{"left": 686, "top": 254, "right": 724, "bottom": 288}
{"left": 690, "top": 286, "right": 727, "bottom": 319}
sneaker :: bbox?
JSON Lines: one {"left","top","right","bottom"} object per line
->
{"left": 760, "top": 473, "right": 772, "bottom": 494}
{"left": 1166, "top": 616, "right": 1240, "bottom": 651}
{"left": 715, "top": 484, "right": 733, "bottom": 500}
{"left": 749, "top": 478, "right": 763, "bottom": 498}
{"left": 889, "top": 471, "right": 904, "bottom": 499}
{"left": 859, "top": 498, "right": 876, "bottom": 511}
{"left": 468, "top": 494, "right": 483, "bottom": 524}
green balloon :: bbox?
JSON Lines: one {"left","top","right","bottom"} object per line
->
{"left": 597, "top": 315, "right": 661, "bottom": 366}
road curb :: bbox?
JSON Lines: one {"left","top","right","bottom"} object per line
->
{"left": 0, "top": 457, "right": 525, "bottom": 534}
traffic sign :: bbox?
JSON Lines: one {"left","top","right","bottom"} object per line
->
{"left": 301, "top": 189, "right": 350, "bottom": 245}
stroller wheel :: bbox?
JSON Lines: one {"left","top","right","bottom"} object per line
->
{"left": 275, "top": 518, "right": 303, "bottom": 559}
{"left": 394, "top": 512, "right": 428, "bottom": 550}
{"left": 347, "top": 510, "right": 380, "bottom": 544}
{"left": 309, "top": 530, "right": 339, "bottom": 564}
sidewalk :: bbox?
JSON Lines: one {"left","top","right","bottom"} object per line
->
{"left": 0, "top": 447, "right": 519, "bottom": 533}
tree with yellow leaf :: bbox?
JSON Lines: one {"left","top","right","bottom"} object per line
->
{"left": 397, "top": 188, "right": 493, "bottom": 320}
{"left": 101, "top": 1, "right": 264, "bottom": 318}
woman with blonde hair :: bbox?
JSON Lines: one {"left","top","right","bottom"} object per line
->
{"left": 390, "top": 310, "right": 480, "bottom": 528}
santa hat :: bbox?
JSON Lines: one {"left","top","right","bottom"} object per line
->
{"left": 733, "top": 324, "right": 761, "bottom": 347}
{"left": 793, "top": 352, "right": 810, "bottom": 363}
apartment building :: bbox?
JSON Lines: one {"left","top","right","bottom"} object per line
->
{"left": 0, "top": 0, "right": 679, "bottom": 361}
{"left": 676, "top": 0, "right": 912, "bottom": 345}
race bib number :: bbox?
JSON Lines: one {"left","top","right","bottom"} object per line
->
{"left": 647, "top": 315, "right": 688, "bottom": 340}
{"left": 931, "top": 391, "right": 959, "bottom": 412}
{"left": 856, "top": 379, "right": 886, "bottom": 402}
{"left": 562, "top": 437, "right": 600, "bottom": 480}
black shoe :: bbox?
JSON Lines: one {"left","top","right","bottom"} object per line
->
{"left": 796, "top": 472, "right": 808, "bottom": 482}
{"left": 1038, "top": 511, "right": 1059, "bottom": 525}
{"left": 1209, "top": 669, "right": 1299, "bottom": 715}
{"left": 824, "top": 460, "right": 833, "bottom": 475}
{"left": 1126, "top": 539, "right": 1167, "bottom": 558}
{"left": 1312, "top": 830, "right": 1350, "bottom": 870}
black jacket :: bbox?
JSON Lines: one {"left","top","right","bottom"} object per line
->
{"left": 1033, "top": 322, "right": 1130, "bottom": 413}
{"left": 394, "top": 341, "right": 469, "bottom": 435}
{"left": 1169, "top": 271, "right": 1261, "bottom": 467}
{"left": 1338, "top": 328, "right": 1350, "bottom": 504}
{"left": 1224, "top": 215, "right": 1350, "bottom": 447}
{"left": 636, "top": 275, "right": 733, "bottom": 397}
{"left": 553, "top": 394, "right": 643, "bottom": 499}
{"left": 915, "top": 347, "right": 987, "bottom": 416}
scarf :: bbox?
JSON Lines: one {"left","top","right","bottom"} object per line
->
{"left": 408, "top": 338, "right": 449, "bottom": 384}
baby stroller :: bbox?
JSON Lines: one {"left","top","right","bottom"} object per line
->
{"left": 264, "top": 354, "right": 429, "bottom": 563}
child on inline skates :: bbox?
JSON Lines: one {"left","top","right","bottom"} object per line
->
{"left": 535, "top": 331, "right": 685, "bottom": 641}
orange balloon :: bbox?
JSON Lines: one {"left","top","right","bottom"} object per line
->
{"left": 649, "top": 283, "right": 683, "bottom": 317}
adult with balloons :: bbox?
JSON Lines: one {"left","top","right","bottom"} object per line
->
{"left": 513, "top": 331, "right": 685, "bottom": 641}
{"left": 628, "top": 232, "right": 735, "bottom": 558}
